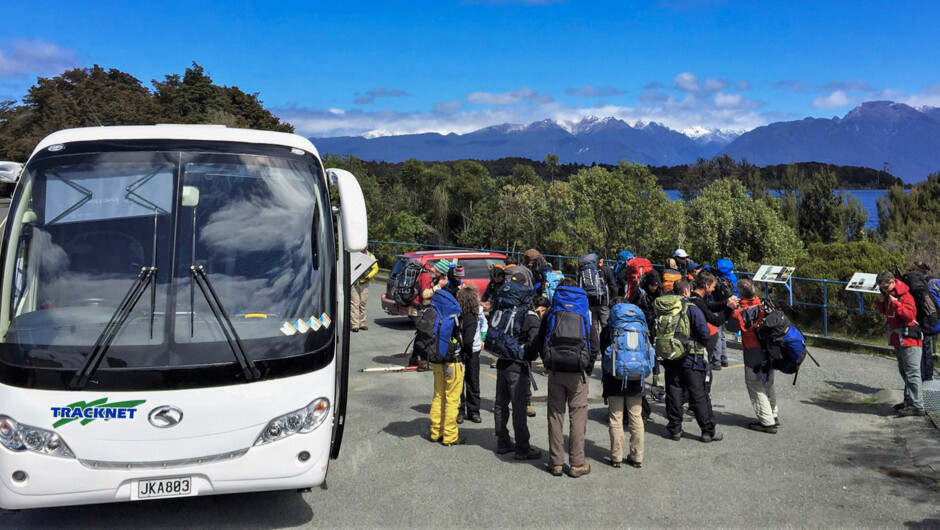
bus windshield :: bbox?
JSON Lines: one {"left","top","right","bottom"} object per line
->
{"left": 0, "top": 144, "right": 335, "bottom": 391}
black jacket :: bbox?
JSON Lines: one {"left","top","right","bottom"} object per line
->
{"left": 689, "top": 291, "right": 732, "bottom": 327}
{"left": 497, "top": 310, "right": 544, "bottom": 371}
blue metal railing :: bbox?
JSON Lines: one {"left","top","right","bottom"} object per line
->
{"left": 368, "top": 239, "right": 884, "bottom": 338}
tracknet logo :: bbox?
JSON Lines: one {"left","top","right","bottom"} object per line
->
{"left": 51, "top": 398, "right": 147, "bottom": 428}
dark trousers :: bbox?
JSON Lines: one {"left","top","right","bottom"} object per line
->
{"left": 663, "top": 359, "right": 715, "bottom": 437}
{"left": 495, "top": 366, "right": 532, "bottom": 455}
{"left": 461, "top": 350, "right": 481, "bottom": 415}
{"left": 923, "top": 335, "right": 935, "bottom": 382}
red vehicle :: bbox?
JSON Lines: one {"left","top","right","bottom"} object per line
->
{"left": 381, "top": 250, "right": 507, "bottom": 316}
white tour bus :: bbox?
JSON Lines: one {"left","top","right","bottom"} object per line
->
{"left": 0, "top": 125, "right": 367, "bottom": 509}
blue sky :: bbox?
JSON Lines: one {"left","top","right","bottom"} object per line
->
{"left": 3, "top": 0, "right": 939, "bottom": 138}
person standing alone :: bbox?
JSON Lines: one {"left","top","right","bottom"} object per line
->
{"left": 351, "top": 247, "right": 378, "bottom": 332}
{"left": 876, "top": 271, "right": 926, "bottom": 417}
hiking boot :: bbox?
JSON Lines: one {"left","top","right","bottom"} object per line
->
{"left": 893, "top": 402, "right": 906, "bottom": 411}
{"left": 351, "top": 328, "right": 359, "bottom": 332}
{"left": 548, "top": 464, "right": 563, "bottom": 477}
{"left": 721, "top": 360, "right": 729, "bottom": 367}
{"left": 710, "top": 363, "right": 722, "bottom": 371}
{"left": 456, "top": 412, "right": 465, "bottom": 424}
{"left": 897, "top": 407, "right": 926, "bottom": 417}
{"left": 496, "top": 445, "right": 515, "bottom": 455}
{"left": 774, "top": 417, "right": 781, "bottom": 426}
{"left": 429, "top": 435, "right": 441, "bottom": 443}
{"left": 526, "top": 405, "right": 536, "bottom": 417}
{"left": 514, "top": 448, "right": 542, "bottom": 461}
{"left": 748, "top": 422, "right": 778, "bottom": 434}
{"left": 610, "top": 460, "right": 622, "bottom": 469}
{"left": 441, "top": 435, "right": 466, "bottom": 446}
{"left": 682, "top": 410, "right": 693, "bottom": 422}
{"left": 626, "top": 458, "right": 642, "bottom": 469}
{"left": 359, "top": 325, "right": 369, "bottom": 331}
{"left": 701, "top": 432, "right": 724, "bottom": 443}
{"left": 669, "top": 431, "right": 682, "bottom": 441}
{"left": 568, "top": 463, "right": 591, "bottom": 478}
{"left": 468, "top": 414, "right": 482, "bottom": 423}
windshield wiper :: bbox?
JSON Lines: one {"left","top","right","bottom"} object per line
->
{"left": 70, "top": 267, "right": 157, "bottom": 390}
{"left": 190, "top": 265, "right": 261, "bottom": 382}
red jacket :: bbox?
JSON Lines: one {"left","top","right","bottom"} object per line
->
{"left": 875, "top": 280, "right": 923, "bottom": 347}
{"left": 730, "top": 297, "right": 765, "bottom": 350}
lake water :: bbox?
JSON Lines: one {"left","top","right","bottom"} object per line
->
{"left": 665, "top": 189, "right": 888, "bottom": 230}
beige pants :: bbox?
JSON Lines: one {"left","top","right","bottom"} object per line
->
{"left": 608, "top": 395, "right": 644, "bottom": 463}
{"left": 744, "top": 366, "right": 778, "bottom": 426}
{"left": 351, "top": 281, "right": 369, "bottom": 329}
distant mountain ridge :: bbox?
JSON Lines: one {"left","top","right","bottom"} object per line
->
{"left": 312, "top": 117, "right": 739, "bottom": 168}
{"left": 312, "top": 101, "right": 940, "bottom": 182}
{"left": 720, "top": 101, "right": 940, "bottom": 182}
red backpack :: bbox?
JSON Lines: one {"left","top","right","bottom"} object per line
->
{"left": 625, "top": 257, "right": 653, "bottom": 300}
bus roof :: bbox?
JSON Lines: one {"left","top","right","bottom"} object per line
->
{"left": 31, "top": 125, "right": 321, "bottom": 159}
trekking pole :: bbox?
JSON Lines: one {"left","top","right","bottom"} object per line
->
{"left": 360, "top": 366, "right": 418, "bottom": 373}
{"left": 529, "top": 362, "right": 539, "bottom": 391}
{"left": 805, "top": 349, "right": 821, "bottom": 367}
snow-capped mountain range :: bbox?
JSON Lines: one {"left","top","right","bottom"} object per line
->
{"left": 312, "top": 102, "right": 940, "bottom": 181}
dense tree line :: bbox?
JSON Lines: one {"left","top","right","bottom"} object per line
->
{"left": 0, "top": 63, "right": 291, "bottom": 161}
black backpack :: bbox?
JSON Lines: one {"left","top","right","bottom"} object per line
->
{"left": 392, "top": 259, "right": 426, "bottom": 307}
{"left": 577, "top": 253, "right": 607, "bottom": 305}
{"left": 901, "top": 270, "right": 940, "bottom": 334}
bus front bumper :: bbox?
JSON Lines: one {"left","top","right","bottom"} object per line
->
{"left": 0, "top": 425, "right": 331, "bottom": 510}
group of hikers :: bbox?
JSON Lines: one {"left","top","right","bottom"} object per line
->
{"left": 391, "top": 245, "right": 938, "bottom": 477}
{"left": 400, "top": 247, "right": 813, "bottom": 477}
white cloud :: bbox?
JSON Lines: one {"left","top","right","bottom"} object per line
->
{"left": 673, "top": 72, "right": 731, "bottom": 94}
{"left": 902, "top": 83, "right": 940, "bottom": 108}
{"left": 467, "top": 87, "right": 552, "bottom": 106}
{"left": 812, "top": 90, "right": 853, "bottom": 109}
{"left": 564, "top": 85, "right": 626, "bottom": 98}
{"left": 0, "top": 40, "right": 79, "bottom": 78}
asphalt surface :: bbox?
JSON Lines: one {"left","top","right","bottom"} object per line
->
{"left": 7, "top": 286, "right": 940, "bottom": 528}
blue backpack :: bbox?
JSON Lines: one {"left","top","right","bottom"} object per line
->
{"left": 757, "top": 303, "right": 818, "bottom": 384}
{"left": 603, "top": 303, "right": 654, "bottom": 384}
{"left": 613, "top": 250, "right": 635, "bottom": 277}
{"left": 414, "top": 289, "right": 462, "bottom": 363}
{"left": 544, "top": 271, "right": 565, "bottom": 301}
{"left": 924, "top": 279, "right": 940, "bottom": 336}
{"left": 484, "top": 281, "right": 533, "bottom": 361}
{"left": 544, "top": 285, "right": 592, "bottom": 373}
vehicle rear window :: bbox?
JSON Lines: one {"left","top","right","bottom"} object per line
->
{"left": 460, "top": 258, "right": 504, "bottom": 279}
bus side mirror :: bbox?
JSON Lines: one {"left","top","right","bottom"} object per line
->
{"left": 326, "top": 168, "right": 368, "bottom": 252}
{"left": 0, "top": 161, "right": 23, "bottom": 183}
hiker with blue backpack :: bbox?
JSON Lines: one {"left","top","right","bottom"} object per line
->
{"left": 420, "top": 284, "right": 480, "bottom": 446}
{"left": 711, "top": 258, "right": 739, "bottom": 368}
{"left": 876, "top": 271, "right": 926, "bottom": 417}
{"left": 489, "top": 292, "right": 548, "bottom": 461}
{"left": 655, "top": 278, "right": 724, "bottom": 443}
{"left": 485, "top": 276, "right": 536, "bottom": 456}
{"left": 543, "top": 278, "right": 600, "bottom": 478}
{"left": 602, "top": 297, "right": 654, "bottom": 468}
{"left": 727, "top": 279, "right": 779, "bottom": 433}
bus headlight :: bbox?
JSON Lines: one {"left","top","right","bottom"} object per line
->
{"left": 0, "top": 415, "right": 75, "bottom": 458}
{"left": 254, "top": 398, "right": 331, "bottom": 446}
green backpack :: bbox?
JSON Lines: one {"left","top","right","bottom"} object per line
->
{"left": 653, "top": 294, "right": 691, "bottom": 361}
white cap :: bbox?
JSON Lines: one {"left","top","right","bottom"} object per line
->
{"left": 674, "top": 248, "right": 689, "bottom": 258}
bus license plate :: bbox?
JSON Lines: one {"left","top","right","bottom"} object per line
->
{"left": 136, "top": 476, "right": 193, "bottom": 499}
